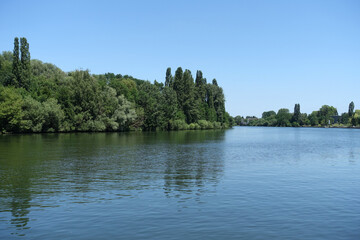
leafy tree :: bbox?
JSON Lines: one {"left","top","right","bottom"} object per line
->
{"left": 350, "top": 110, "right": 360, "bottom": 126}
{"left": 109, "top": 78, "right": 138, "bottom": 102}
{"left": 153, "top": 80, "right": 164, "bottom": 91}
{"left": 31, "top": 59, "right": 66, "bottom": 82}
{"left": 224, "top": 112, "right": 233, "bottom": 127}
{"left": 318, "top": 105, "right": 338, "bottom": 125}
{"left": 276, "top": 108, "right": 291, "bottom": 126}
{"left": 137, "top": 81, "right": 165, "bottom": 130}
{"left": 253, "top": 110, "right": 278, "bottom": 126}
{"left": 301, "top": 113, "right": 309, "bottom": 125}
{"left": 234, "top": 115, "right": 244, "bottom": 125}
{"left": 21, "top": 96, "right": 65, "bottom": 132}
{"left": 56, "top": 81, "right": 75, "bottom": 130}
{"left": 262, "top": 110, "right": 276, "bottom": 119}
{"left": 341, "top": 112, "right": 350, "bottom": 125}
{"left": 308, "top": 111, "right": 319, "bottom": 126}
{"left": 21, "top": 95, "right": 46, "bottom": 132}
{"left": 68, "top": 70, "right": 103, "bottom": 130}
{"left": 0, "top": 51, "right": 14, "bottom": 86}
{"left": 0, "top": 86, "right": 24, "bottom": 132}
{"left": 42, "top": 98, "right": 65, "bottom": 132}
{"left": 112, "top": 95, "right": 137, "bottom": 131}
{"left": 1, "top": 51, "right": 13, "bottom": 62}
{"left": 29, "top": 75, "right": 58, "bottom": 102}
{"left": 351, "top": 116, "right": 357, "bottom": 126}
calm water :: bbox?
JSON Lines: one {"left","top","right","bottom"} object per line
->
{"left": 0, "top": 127, "right": 359, "bottom": 239}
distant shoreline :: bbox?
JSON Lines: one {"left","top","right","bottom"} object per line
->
{"left": 235, "top": 125, "right": 360, "bottom": 129}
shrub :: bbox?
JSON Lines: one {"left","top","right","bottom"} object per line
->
{"left": 213, "top": 122, "right": 222, "bottom": 129}
{"left": 292, "top": 122, "right": 300, "bottom": 127}
{"left": 170, "top": 119, "right": 188, "bottom": 130}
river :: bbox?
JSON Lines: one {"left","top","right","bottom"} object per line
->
{"left": 0, "top": 127, "right": 359, "bottom": 239}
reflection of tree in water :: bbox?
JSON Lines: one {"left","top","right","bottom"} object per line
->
{"left": 0, "top": 134, "right": 43, "bottom": 236}
{"left": 0, "top": 170, "right": 32, "bottom": 236}
{"left": 0, "top": 130, "right": 226, "bottom": 236}
{"left": 53, "top": 131, "right": 226, "bottom": 199}
{"left": 162, "top": 130, "right": 225, "bottom": 200}
{"left": 10, "top": 178, "right": 31, "bottom": 234}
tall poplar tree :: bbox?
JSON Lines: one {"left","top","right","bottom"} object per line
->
{"left": 182, "top": 69, "right": 198, "bottom": 123}
{"left": 348, "top": 101, "right": 354, "bottom": 116}
{"left": 212, "top": 78, "right": 218, "bottom": 86}
{"left": 195, "top": 70, "right": 207, "bottom": 119}
{"left": 195, "top": 70, "right": 203, "bottom": 87}
{"left": 20, "top": 37, "right": 31, "bottom": 89}
{"left": 195, "top": 70, "right": 206, "bottom": 101}
{"left": 12, "top": 37, "right": 20, "bottom": 86}
{"left": 293, "top": 103, "right": 301, "bottom": 123}
{"left": 173, "top": 67, "right": 184, "bottom": 109}
{"left": 213, "top": 86, "right": 225, "bottom": 122}
{"left": 206, "top": 83, "right": 217, "bottom": 122}
{"left": 165, "top": 67, "right": 173, "bottom": 87}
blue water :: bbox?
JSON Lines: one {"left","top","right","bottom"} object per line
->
{"left": 0, "top": 127, "right": 359, "bottom": 239}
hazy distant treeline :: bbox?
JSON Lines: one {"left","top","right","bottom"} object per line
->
{"left": 234, "top": 102, "right": 359, "bottom": 127}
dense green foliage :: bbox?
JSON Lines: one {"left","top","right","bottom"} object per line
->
{"left": 0, "top": 38, "right": 232, "bottom": 133}
{"left": 234, "top": 102, "right": 360, "bottom": 127}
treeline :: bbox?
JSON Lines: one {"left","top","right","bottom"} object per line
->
{"left": 234, "top": 102, "right": 360, "bottom": 127}
{"left": 0, "top": 38, "right": 233, "bottom": 133}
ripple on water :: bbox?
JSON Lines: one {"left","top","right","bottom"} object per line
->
{"left": 0, "top": 128, "right": 359, "bottom": 239}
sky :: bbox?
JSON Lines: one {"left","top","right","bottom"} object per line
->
{"left": 0, "top": 0, "right": 359, "bottom": 117}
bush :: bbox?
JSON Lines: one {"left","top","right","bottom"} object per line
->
{"left": 213, "top": 122, "right": 222, "bottom": 129}
{"left": 292, "top": 122, "right": 300, "bottom": 127}
{"left": 188, "top": 123, "right": 201, "bottom": 130}
{"left": 170, "top": 119, "right": 188, "bottom": 130}
{"left": 197, "top": 120, "right": 221, "bottom": 129}
{"left": 197, "top": 120, "right": 208, "bottom": 129}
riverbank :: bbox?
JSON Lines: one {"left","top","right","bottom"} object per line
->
{"left": 0, "top": 122, "right": 230, "bottom": 135}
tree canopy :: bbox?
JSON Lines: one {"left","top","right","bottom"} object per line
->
{"left": 0, "top": 38, "right": 232, "bottom": 133}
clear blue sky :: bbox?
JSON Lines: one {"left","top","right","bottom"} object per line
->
{"left": 1, "top": 0, "right": 359, "bottom": 117}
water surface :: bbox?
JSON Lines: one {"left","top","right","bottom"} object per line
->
{"left": 0, "top": 127, "right": 359, "bottom": 239}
